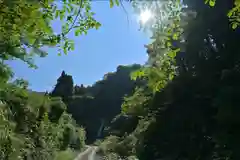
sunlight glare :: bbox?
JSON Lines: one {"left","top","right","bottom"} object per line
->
{"left": 140, "top": 10, "right": 153, "bottom": 24}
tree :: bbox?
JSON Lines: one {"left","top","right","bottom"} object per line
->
{"left": 74, "top": 84, "right": 86, "bottom": 96}
{"left": 65, "top": 64, "right": 143, "bottom": 143}
{"left": 0, "top": 0, "right": 131, "bottom": 159}
{"left": 0, "top": 0, "right": 102, "bottom": 64}
{"left": 51, "top": 71, "right": 74, "bottom": 104}
{"left": 0, "top": 0, "right": 110, "bottom": 158}
{"left": 98, "top": 0, "right": 240, "bottom": 159}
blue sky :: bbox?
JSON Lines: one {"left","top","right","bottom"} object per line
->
{"left": 8, "top": 1, "right": 150, "bottom": 92}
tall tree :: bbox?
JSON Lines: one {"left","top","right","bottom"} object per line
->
{"left": 51, "top": 71, "right": 74, "bottom": 104}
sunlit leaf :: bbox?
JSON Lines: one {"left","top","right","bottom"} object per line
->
{"left": 232, "top": 22, "right": 238, "bottom": 29}
{"left": 95, "top": 22, "right": 101, "bottom": 30}
{"left": 75, "top": 29, "right": 80, "bottom": 36}
{"left": 110, "top": 0, "right": 114, "bottom": 8}
{"left": 209, "top": 0, "right": 216, "bottom": 7}
{"left": 172, "top": 33, "right": 179, "bottom": 40}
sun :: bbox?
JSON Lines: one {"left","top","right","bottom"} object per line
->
{"left": 140, "top": 10, "right": 153, "bottom": 24}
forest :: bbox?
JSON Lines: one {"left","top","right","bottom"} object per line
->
{"left": 1, "top": 0, "right": 240, "bottom": 160}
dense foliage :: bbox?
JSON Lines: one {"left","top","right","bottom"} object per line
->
{"left": 98, "top": 0, "right": 240, "bottom": 160}
{"left": 0, "top": 0, "right": 107, "bottom": 159}
{"left": 50, "top": 64, "right": 143, "bottom": 143}
{"left": 2, "top": 0, "right": 240, "bottom": 159}
{"left": 0, "top": 84, "right": 86, "bottom": 160}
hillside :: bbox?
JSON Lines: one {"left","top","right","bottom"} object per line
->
{"left": 50, "top": 64, "right": 143, "bottom": 143}
{"left": 2, "top": 0, "right": 240, "bottom": 159}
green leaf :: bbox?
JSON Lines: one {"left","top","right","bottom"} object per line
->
{"left": 95, "top": 22, "right": 101, "bottom": 30}
{"left": 209, "top": 0, "right": 216, "bottom": 7}
{"left": 232, "top": 22, "right": 238, "bottom": 29}
{"left": 115, "top": 0, "right": 120, "bottom": 6}
{"left": 63, "top": 47, "right": 67, "bottom": 55}
{"left": 169, "top": 73, "right": 175, "bottom": 80}
{"left": 168, "top": 48, "right": 180, "bottom": 58}
{"left": 110, "top": 0, "right": 114, "bottom": 8}
{"left": 172, "top": 33, "right": 178, "bottom": 40}
{"left": 28, "top": 37, "right": 35, "bottom": 45}
{"left": 70, "top": 42, "right": 75, "bottom": 50}
{"left": 60, "top": 12, "right": 64, "bottom": 20}
{"left": 75, "top": 29, "right": 80, "bottom": 36}
{"left": 227, "top": 10, "right": 234, "bottom": 18}
{"left": 172, "top": 48, "right": 181, "bottom": 53}
{"left": 166, "top": 41, "right": 172, "bottom": 47}
{"left": 63, "top": 5, "right": 67, "bottom": 12}
{"left": 55, "top": 10, "right": 60, "bottom": 19}
{"left": 67, "top": 6, "right": 71, "bottom": 13}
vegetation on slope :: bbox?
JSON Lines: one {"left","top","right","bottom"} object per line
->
{"left": 50, "top": 64, "right": 143, "bottom": 143}
{"left": 0, "top": 83, "right": 86, "bottom": 159}
{"left": 0, "top": 0, "right": 110, "bottom": 159}
{"left": 98, "top": 0, "right": 240, "bottom": 160}
{"left": 1, "top": 0, "right": 240, "bottom": 160}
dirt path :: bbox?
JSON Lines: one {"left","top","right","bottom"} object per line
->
{"left": 74, "top": 146, "right": 101, "bottom": 160}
